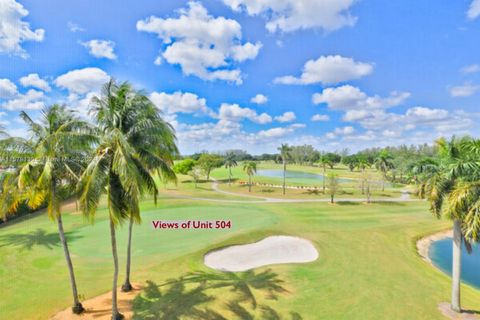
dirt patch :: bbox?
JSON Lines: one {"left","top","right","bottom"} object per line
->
{"left": 50, "top": 284, "right": 142, "bottom": 320}
{"left": 417, "top": 229, "right": 452, "bottom": 266}
{"left": 438, "top": 302, "right": 480, "bottom": 320}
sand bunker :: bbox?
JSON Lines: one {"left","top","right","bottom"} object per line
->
{"left": 204, "top": 236, "right": 319, "bottom": 272}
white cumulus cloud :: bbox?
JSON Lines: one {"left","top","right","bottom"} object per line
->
{"left": 274, "top": 111, "right": 296, "bottom": 123}
{"left": 312, "top": 85, "right": 410, "bottom": 111}
{"left": 218, "top": 103, "right": 272, "bottom": 124}
{"left": 311, "top": 114, "right": 330, "bottom": 121}
{"left": 467, "top": 0, "right": 480, "bottom": 20}
{"left": 460, "top": 64, "right": 480, "bottom": 74}
{"left": 136, "top": 1, "right": 262, "bottom": 84}
{"left": 150, "top": 91, "right": 216, "bottom": 117}
{"left": 223, "top": 0, "right": 357, "bottom": 33}
{"left": 0, "top": 78, "right": 18, "bottom": 98}
{"left": 55, "top": 67, "right": 110, "bottom": 94}
{"left": 19, "top": 73, "right": 51, "bottom": 91}
{"left": 0, "top": 0, "right": 45, "bottom": 58}
{"left": 449, "top": 82, "right": 480, "bottom": 97}
{"left": 81, "top": 39, "right": 117, "bottom": 60}
{"left": 1, "top": 89, "right": 44, "bottom": 111}
{"left": 250, "top": 93, "right": 268, "bottom": 104}
{"left": 274, "top": 55, "right": 373, "bottom": 85}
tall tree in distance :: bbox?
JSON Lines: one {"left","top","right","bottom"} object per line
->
{"left": 243, "top": 161, "right": 257, "bottom": 192}
{"left": 375, "top": 150, "right": 394, "bottom": 191}
{"left": 277, "top": 144, "right": 292, "bottom": 195}
{"left": 0, "top": 105, "right": 95, "bottom": 314}
{"left": 224, "top": 152, "right": 238, "bottom": 186}
{"left": 318, "top": 155, "right": 333, "bottom": 194}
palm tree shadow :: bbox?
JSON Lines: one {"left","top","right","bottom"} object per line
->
{"left": 132, "top": 269, "right": 303, "bottom": 320}
{"left": 0, "top": 228, "right": 82, "bottom": 250}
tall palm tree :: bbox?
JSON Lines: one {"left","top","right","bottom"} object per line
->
{"left": 0, "top": 105, "right": 95, "bottom": 314}
{"left": 224, "top": 152, "right": 238, "bottom": 186}
{"left": 375, "top": 150, "right": 394, "bottom": 191}
{"left": 243, "top": 161, "right": 257, "bottom": 192}
{"left": 421, "top": 137, "right": 480, "bottom": 313}
{"left": 318, "top": 155, "right": 332, "bottom": 194}
{"left": 78, "top": 80, "right": 177, "bottom": 319}
{"left": 277, "top": 144, "right": 292, "bottom": 195}
{"left": 356, "top": 156, "right": 370, "bottom": 194}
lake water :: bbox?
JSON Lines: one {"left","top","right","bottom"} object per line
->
{"left": 429, "top": 238, "right": 480, "bottom": 288}
{"left": 256, "top": 169, "right": 352, "bottom": 183}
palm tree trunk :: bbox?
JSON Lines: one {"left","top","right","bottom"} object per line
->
{"left": 248, "top": 175, "right": 252, "bottom": 192}
{"left": 283, "top": 161, "right": 286, "bottom": 195}
{"left": 57, "top": 213, "right": 84, "bottom": 314}
{"left": 109, "top": 218, "right": 124, "bottom": 319}
{"left": 121, "top": 214, "right": 134, "bottom": 292}
{"left": 322, "top": 165, "right": 326, "bottom": 194}
{"left": 451, "top": 219, "right": 462, "bottom": 313}
{"left": 229, "top": 167, "right": 232, "bottom": 186}
{"left": 330, "top": 194, "right": 334, "bottom": 204}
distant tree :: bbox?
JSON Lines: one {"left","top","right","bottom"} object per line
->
{"left": 341, "top": 155, "right": 358, "bottom": 172}
{"left": 224, "top": 152, "right": 238, "bottom": 185}
{"left": 356, "top": 155, "right": 371, "bottom": 194}
{"left": 375, "top": 150, "right": 394, "bottom": 191}
{"left": 188, "top": 166, "right": 203, "bottom": 189}
{"left": 318, "top": 155, "right": 333, "bottom": 194}
{"left": 197, "top": 153, "right": 224, "bottom": 181}
{"left": 326, "top": 173, "right": 341, "bottom": 204}
{"left": 173, "top": 158, "right": 196, "bottom": 175}
{"left": 323, "top": 153, "right": 341, "bottom": 169}
{"left": 243, "top": 161, "right": 257, "bottom": 192}
{"left": 277, "top": 144, "right": 293, "bottom": 195}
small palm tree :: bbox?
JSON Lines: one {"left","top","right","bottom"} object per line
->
{"left": 375, "top": 150, "right": 394, "bottom": 191}
{"left": 243, "top": 161, "right": 257, "bottom": 192}
{"left": 224, "top": 152, "right": 238, "bottom": 186}
{"left": 318, "top": 155, "right": 333, "bottom": 194}
{"left": 277, "top": 144, "right": 292, "bottom": 195}
{"left": 0, "top": 105, "right": 95, "bottom": 314}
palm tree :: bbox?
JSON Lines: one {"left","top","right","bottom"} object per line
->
{"left": 243, "top": 161, "right": 257, "bottom": 192}
{"left": 356, "top": 156, "right": 370, "bottom": 194}
{"left": 277, "top": 144, "right": 292, "bottom": 195}
{"left": 0, "top": 105, "right": 95, "bottom": 314}
{"left": 224, "top": 152, "right": 238, "bottom": 186}
{"left": 318, "top": 155, "right": 332, "bottom": 194}
{"left": 375, "top": 150, "right": 394, "bottom": 191}
{"left": 78, "top": 80, "right": 178, "bottom": 319}
{"left": 421, "top": 137, "right": 480, "bottom": 313}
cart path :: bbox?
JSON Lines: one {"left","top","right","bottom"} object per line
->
{"left": 163, "top": 180, "right": 417, "bottom": 204}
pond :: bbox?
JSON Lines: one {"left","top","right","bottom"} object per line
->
{"left": 429, "top": 238, "right": 480, "bottom": 289}
{"left": 256, "top": 169, "right": 353, "bottom": 183}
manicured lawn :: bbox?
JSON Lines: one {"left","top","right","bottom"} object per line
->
{"left": 1, "top": 171, "right": 480, "bottom": 319}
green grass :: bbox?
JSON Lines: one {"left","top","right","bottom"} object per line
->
{"left": 1, "top": 166, "right": 480, "bottom": 319}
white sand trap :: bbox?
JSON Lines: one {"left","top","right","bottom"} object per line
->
{"left": 204, "top": 236, "right": 319, "bottom": 272}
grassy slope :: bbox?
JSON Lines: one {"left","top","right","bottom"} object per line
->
{"left": 1, "top": 169, "right": 479, "bottom": 319}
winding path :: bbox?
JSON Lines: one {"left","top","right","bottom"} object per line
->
{"left": 166, "top": 179, "right": 418, "bottom": 204}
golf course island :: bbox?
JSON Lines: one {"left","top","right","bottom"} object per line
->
{"left": 1, "top": 1, "right": 480, "bottom": 319}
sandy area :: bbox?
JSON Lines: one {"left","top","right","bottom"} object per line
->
{"left": 416, "top": 229, "right": 452, "bottom": 265}
{"left": 438, "top": 302, "right": 480, "bottom": 320}
{"left": 204, "top": 235, "right": 319, "bottom": 272}
{"left": 50, "top": 284, "right": 142, "bottom": 320}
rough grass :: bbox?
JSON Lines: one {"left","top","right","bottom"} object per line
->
{"left": 0, "top": 167, "right": 479, "bottom": 319}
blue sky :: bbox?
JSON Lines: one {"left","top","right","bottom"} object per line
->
{"left": 1, "top": 0, "right": 480, "bottom": 154}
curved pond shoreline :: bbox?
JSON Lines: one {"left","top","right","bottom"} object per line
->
{"left": 416, "top": 229, "right": 452, "bottom": 266}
